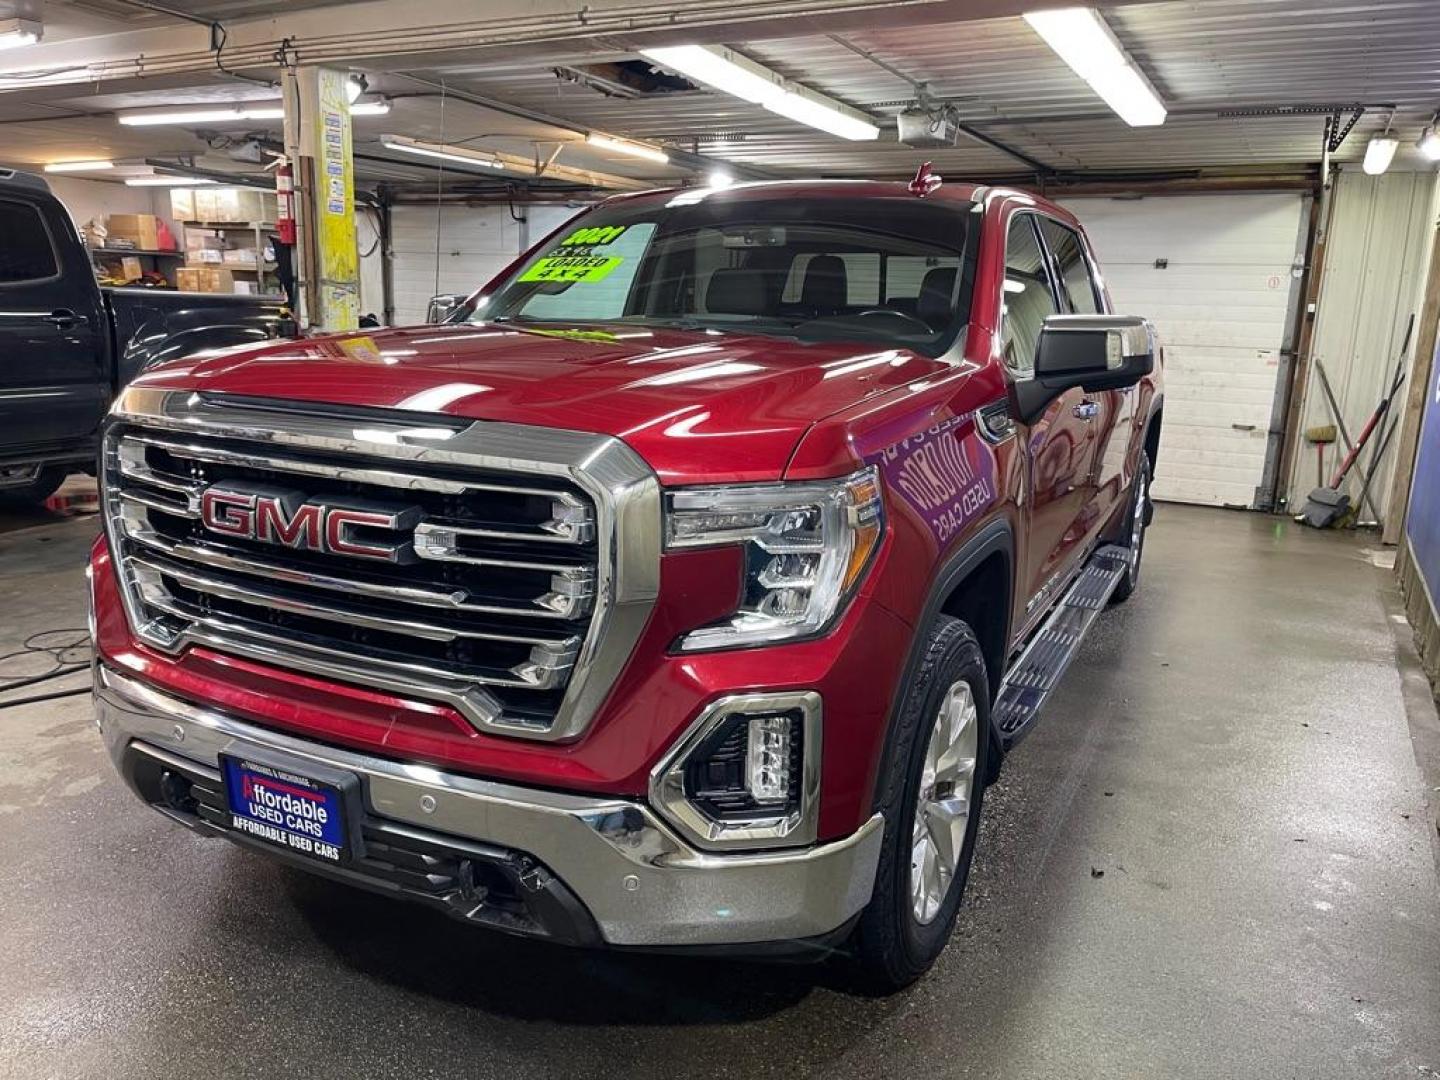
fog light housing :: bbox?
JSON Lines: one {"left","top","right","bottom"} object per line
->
{"left": 651, "top": 692, "right": 821, "bottom": 851}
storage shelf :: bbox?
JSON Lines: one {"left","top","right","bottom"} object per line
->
{"left": 182, "top": 220, "right": 277, "bottom": 230}
{"left": 92, "top": 247, "right": 185, "bottom": 258}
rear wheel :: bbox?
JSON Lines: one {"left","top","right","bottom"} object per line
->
{"left": 0, "top": 465, "right": 66, "bottom": 506}
{"left": 1110, "top": 451, "right": 1151, "bottom": 604}
{"left": 853, "top": 615, "right": 989, "bottom": 991}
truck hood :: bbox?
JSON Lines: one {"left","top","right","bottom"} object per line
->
{"left": 137, "top": 322, "right": 949, "bottom": 483}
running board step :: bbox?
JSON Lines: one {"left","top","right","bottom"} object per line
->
{"left": 992, "top": 544, "right": 1129, "bottom": 746}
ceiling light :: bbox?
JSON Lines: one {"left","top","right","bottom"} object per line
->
{"left": 1363, "top": 135, "right": 1399, "bottom": 175}
{"left": 708, "top": 168, "right": 734, "bottom": 188}
{"left": 585, "top": 132, "right": 670, "bottom": 164}
{"left": 44, "top": 160, "right": 114, "bottom": 173}
{"left": 1023, "top": 8, "right": 1167, "bottom": 127}
{"left": 346, "top": 73, "right": 369, "bottom": 104}
{"left": 0, "top": 18, "right": 41, "bottom": 50}
{"left": 118, "top": 105, "right": 282, "bottom": 126}
{"left": 379, "top": 134, "right": 508, "bottom": 171}
{"left": 124, "top": 176, "right": 219, "bottom": 186}
{"left": 1417, "top": 126, "right": 1440, "bottom": 162}
{"left": 349, "top": 98, "right": 392, "bottom": 117}
{"left": 641, "top": 44, "right": 879, "bottom": 141}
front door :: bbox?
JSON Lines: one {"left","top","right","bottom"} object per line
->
{"left": 0, "top": 193, "right": 108, "bottom": 457}
{"left": 1000, "top": 213, "right": 1103, "bottom": 630}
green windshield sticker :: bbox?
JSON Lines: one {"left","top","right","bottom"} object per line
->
{"left": 559, "top": 224, "right": 628, "bottom": 247}
{"left": 519, "top": 255, "right": 624, "bottom": 283}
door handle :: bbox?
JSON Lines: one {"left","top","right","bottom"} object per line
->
{"left": 42, "top": 309, "right": 80, "bottom": 329}
{"left": 1072, "top": 401, "right": 1099, "bottom": 421}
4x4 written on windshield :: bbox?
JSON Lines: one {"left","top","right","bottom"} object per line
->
{"left": 519, "top": 225, "right": 630, "bottom": 284}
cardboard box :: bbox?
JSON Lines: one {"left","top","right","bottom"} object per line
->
{"left": 119, "top": 256, "right": 143, "bottom": 281}
{"left": 175, "top": 267, "right": 203, "bottom": 292}
{"left": 187, "top": 249, "right": 225, "bottom": 264}
{"left": 232, "top": 280, "right": 258, "bottom": 295}
{"left": 183, "top": 228, "right": 225, "bottom": 252}
{"left": 223, "top": 248, "right": 258, "bottom": 266}
{"left": 193, "top": 188, "right": 276, "bottom": 223}
{"left": 169, "top": 189, "right": 195, "bottom": 220}
{"left": 107, "top": 213, "right": 161, "bottom": 251}
{"left": 199, "top": 268, "right": 236, "bottom": 293}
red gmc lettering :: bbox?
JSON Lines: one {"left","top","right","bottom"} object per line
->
{"left": 325, "top": 509, "right": 399, "bottom": 560}
{"left": 199, "top": 488, "right": 256, "bottom": 537}
{"left": 256, "top": 499, "right": 323, "bottom": 549}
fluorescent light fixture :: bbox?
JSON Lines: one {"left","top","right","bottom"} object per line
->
{"left": 1023, "top": 7, "right": 1166, "bottom": 127}
{"left": 1417, "top": 126, "right": 1440, "bottom": 162}
{"left": 1363, "top": 135, "right": 1399, "bottom": 175}
{"left": 118, "top": 105, "right": 282, "bottom": 126}
{"left": 124, "top": 176, "right": 218, "bottom": 186}
{"left": 708, "top": 167, "right": 735, "bottom": 188}
{"left": 0, "top": 18, "right": 41, "bottom": 50}
{"left": 379, "top": 133, "right": 507, "bottom": 171}
{"left": 44, "top": 160, "right": 114, "bottom": 173}
{"left": 585, "top": 132, "right": 669, "bottom": 164}
{"left": 641, "top": 44, "right": 879, "bottom": 141}
{"left": 349, "top": 98, "right": 392, "bottom": 117}
{"left": 118, "top": 99, "right": 386, "bottom": 126}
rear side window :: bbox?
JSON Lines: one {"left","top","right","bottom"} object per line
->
{"left": 0, "top": 200, "right": 58, "bottom": 283}
{"left": 1000, "top": 215, "right": 1059, "bottom": 375}
{"left": 1039, "top": 217, "right": 1100, "bottom": 315}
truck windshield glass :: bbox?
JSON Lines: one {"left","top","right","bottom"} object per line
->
{"left": 470, "top": 196, "right": 975, "bottom": 356}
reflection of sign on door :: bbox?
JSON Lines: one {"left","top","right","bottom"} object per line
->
{"left": 875, "top": 413, "right": 997, "bottom": 545}
{"left": 1405, "top": 339, "right": 1440, "bottom": 607}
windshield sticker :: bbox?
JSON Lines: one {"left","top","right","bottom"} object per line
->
{"left": 519, "top": 254, "right": 624, "bottom": 284}
{"left": 872, "top": 412, "right": 997, "bottom": 545}
{"left": 559, "top": 225, "right": 628, "bottom": 247}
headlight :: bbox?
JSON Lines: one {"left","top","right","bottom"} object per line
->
{"left": 665, "top": 466, "right": 884, "bottom": 651}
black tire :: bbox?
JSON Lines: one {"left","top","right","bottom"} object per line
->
{"left": 1109, "top": 451, "right": 1151, "bottom": 604}
{"left": 0, "top": 465, "right": 67, "bottom": 507}
{"left": 852, "top": 614, "right": 990, "bottom": 992}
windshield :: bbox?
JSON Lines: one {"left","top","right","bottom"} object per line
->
{"left": 468, "top": 195, "right": 976, "bottom": 356}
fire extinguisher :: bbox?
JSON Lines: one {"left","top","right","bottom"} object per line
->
{"left": 275, "top": 160, "right": 296, "bottom": 246}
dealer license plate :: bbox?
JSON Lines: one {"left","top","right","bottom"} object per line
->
{"left": 221, "top": 754, "right": 350, "bottom": 864}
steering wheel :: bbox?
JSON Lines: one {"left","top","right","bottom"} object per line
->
{"left": 853, "top": 308, "right": 934, "bottom": 333}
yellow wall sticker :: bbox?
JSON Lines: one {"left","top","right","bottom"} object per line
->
{"left": 519, "top": 255, "right": 624, "bottom": 284}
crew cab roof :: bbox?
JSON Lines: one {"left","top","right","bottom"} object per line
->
{"left": 0, "top": 169, "right": 51, "bottom": 193}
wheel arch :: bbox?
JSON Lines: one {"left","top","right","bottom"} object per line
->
{"left": 872, "top": 517, "right": 1016, "bottom": 808}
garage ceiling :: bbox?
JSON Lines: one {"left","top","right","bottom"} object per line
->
{"left": 2, "top": 0, "right": 1437, "bottom": 188}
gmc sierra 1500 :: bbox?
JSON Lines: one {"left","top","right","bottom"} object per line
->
{"left": 90, "top": 177, "right": 1161, "bottom": 989}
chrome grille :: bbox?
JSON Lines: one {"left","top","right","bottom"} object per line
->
{"left": 101, "top": 388, "right": 661, "bottom": 742}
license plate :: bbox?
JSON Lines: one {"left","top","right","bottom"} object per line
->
{"left": 221, "top": 753, "right": 351, "bottom": 864}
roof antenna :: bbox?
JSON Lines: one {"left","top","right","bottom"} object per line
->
{"left": 908, "top": 161, "right": 942, "bottom": 197}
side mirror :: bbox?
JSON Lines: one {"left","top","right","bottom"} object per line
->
{"left": 1010, "top": 315, "right": 1156, "bottom": 424}
{"left": 425, "top": 293, "right": 465, "bottom": 324}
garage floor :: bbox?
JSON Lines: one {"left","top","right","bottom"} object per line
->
{"left": 1, "top": 505, "right": 1438, "bottom": 1080}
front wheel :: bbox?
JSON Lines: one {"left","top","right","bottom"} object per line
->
{"left": 1109, "top": 451, "right": 1151, "bottom": 604}
{"left": 852, "top": 615, "right": 989, "bottom": 991}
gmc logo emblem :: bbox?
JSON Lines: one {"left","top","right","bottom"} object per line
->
{"left": 199, "top": 482, "right": 421, "bottom": 563}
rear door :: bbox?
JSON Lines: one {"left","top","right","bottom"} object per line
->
{"left": 1000, "top": 212, "right": 1102, "bottom": 622}
{"left": 1037, "top": 215, "right": 1133, "bottom": 541}
{"left": 0, "top": 193, "right": 108, "bottom": 454}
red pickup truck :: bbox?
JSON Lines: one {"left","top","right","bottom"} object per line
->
{"left": 90, "top": 178, "right": 1161, "bottom": 989}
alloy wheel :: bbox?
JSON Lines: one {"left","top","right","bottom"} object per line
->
{"left": 909, "top": 679, "right": 980, "bottom": 925}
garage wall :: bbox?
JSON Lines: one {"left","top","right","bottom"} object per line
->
{"left": 43, "top": 175, "right": 177, "bottom": 241}
{"left": 369, "top": 202, "right": 585, "bottom": 326}
{"left": 1287, "top": 168, "right": 1440, "bottom": 524}
{"left": 1063, "top": 193, "right": 1308, "bottom": 508}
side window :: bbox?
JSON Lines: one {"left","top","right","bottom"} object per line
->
{"left": 1039, "top": 218, "right": 1100, "bottom": 315}
{"left": 0, "top": 200, "right": 59, "bottom": 284}
{"left": 1000, "top": 215, "right": 1059, "bottom": 375}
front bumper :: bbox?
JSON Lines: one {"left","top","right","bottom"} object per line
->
{"left": 96, "top": 664, "right": 884, "bottom": 949}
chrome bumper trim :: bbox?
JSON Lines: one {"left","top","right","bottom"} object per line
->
{"left": 95, "top": 666, "right": 884, "bottom": 947}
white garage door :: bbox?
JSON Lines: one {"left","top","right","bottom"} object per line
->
{"left": 382, "top": 203, "right": 585, "bottom": 326}
{"left": 1062, "top": 194, "right": 1308, "bottom": 508}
